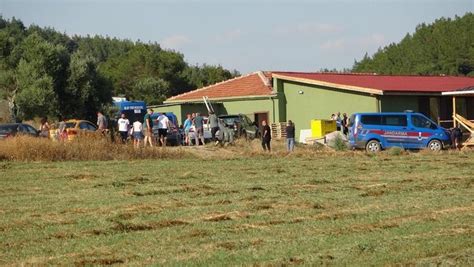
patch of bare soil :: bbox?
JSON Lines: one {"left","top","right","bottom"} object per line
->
{"left": 338, "top": 205, "right": 474, "bottom": 235}
{"left": 67, "top": 173, "right": 98, "bottom": 181}
{"left": 75, "top": 258, "right": 125, "bottom": 266}
{"left": 111, "top": 219, "right": 190, "bottom": 232}
{"left": 203, "top": 211, "right": 249, "bottom": 222}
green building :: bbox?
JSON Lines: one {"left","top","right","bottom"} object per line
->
{"left": 152, "top": 71, "right": 474, "bottom": 141}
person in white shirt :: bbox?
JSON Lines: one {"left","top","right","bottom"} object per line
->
{"left": 132, "top": 120, "right": 144, "bottom": 148}
{"left": 157, "top": 113, "right": 170, "bottom": 147}
{"left": 117, "top": 113, "right": 130, "bottom": 144}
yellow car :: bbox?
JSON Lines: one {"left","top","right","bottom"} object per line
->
{"left": 50, "top": 120, "right": 98, "bottom": 141}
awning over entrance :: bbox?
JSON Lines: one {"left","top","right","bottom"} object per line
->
{"left": 442, "top": 87, "right": 474, "bottom": 148}
{"left": 441, "top": 86, "right": 474, "bottom": 96}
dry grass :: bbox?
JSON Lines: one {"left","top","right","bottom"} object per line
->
{"left": 0, "top": 135, "right": 472, "bottom": 164}
{"left": 0, "top": 135, "right": 358, "bottom": 162}
{"left": 0, "top": 136, "right": 190, "bottom": 161}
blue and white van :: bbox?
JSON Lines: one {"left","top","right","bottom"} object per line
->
{"left": 348, "top": 112, "right": 451, "bottom": 152}
{"left": 114, "top": 100, "right": 147, "bottom": 123}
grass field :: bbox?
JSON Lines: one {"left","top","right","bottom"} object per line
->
{"left": 1, "top": 149, "right": 473, "bottom": 265}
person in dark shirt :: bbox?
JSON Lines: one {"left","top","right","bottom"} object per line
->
{"left": 450, "top": 126, "right": 462, "bottom": 150}
{"left": 286, "top": 120, "right": 295, "bottom": 152}
{"left": 208, "top": 111, "right": 219, "bottom": 143}
{"left": 143, "top": 109, "right": 154, "bottom": 147}
{"left": 261, "top": 120, "right": 271, "bottom": 152}
{"left": 342, "top": 113, "right": 349, "bottom": 135}
{"left": 193, "top": 112, "right": 205, "bottom": 146}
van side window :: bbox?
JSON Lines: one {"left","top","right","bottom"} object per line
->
{"left": 412, "top": 115, "right": 437, "bottom": 129}
{"left": 361, "top": 115, "right": 382, "bottom": 125}
{"left": 382, "top": 115, "right": 407, "bottom": 126}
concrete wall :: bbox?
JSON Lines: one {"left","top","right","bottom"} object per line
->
{"left": 152, "top": 104, "right": 183, "bottom": 125}
{"left": 180, "top": 104, "right": 210, "bottom": 125}
{"left": 278, "top": 80, "right": 378, "bottom": 141}
{"left": 220, "top": 98, "right": 277, "bottom": 124}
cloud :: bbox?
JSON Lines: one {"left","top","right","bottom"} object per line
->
{"left": 161, "top": 35, "right": 191, "bottom": 49}
{"left": 296, "top": 23, "right": 343, "bottom": 34}
{"left": 320, "top": 39, "right": 346, "bottom": 50}
{"left": 214, "top": 29, "right": 243, "bottom": 43}
{"left": 275, "top": 22, "right": 343, "bottom": 35}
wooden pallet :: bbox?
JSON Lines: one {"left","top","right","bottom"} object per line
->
{"left": 271, "top": 123, "right": 287, "bottom": 140}
{"left": 453, "top": 114, "right": 474, "bottom": 148}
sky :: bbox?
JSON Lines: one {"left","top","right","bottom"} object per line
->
{"left": 1, "top": 0, "right": 472, "bottom": 74}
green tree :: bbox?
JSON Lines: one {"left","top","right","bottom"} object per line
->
{"left": 353, "top": 13, "right": 474, "bottom": 76}
{"left": 15, "top": 60, "right": 58, "bottom": 119}
{"left": 183, "top": 64, "right": 237, "bottom": 90}
{"left": 10, "top": 33, "right": 69, "bottom": 120}
{"left": 0, "top": 16, "right": 238, "bottom": 121}
{"left": 65, "top": 51, "right": 112, "bottom": 120}
{"left": 131, "top": 77, "right": 170, "bottom": 105}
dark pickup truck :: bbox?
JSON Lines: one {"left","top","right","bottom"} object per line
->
{"left": 218, "top": 114, "right": 259, "bottom": 140}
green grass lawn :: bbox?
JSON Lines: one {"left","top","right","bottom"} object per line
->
{"left": 1, "top": 152, "right": 473, "bottom": 265}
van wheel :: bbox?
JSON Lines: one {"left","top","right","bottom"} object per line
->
{"left": 427, "top": 139, "right": 442, "bottom": 151}
{"left": 366, "top": 140, "right": 381, "bottom": 153}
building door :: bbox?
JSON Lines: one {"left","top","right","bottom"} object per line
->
{"left": 418, "top": 97, "right": 430, "bottom": 117}
{"left": 254, "top": 112, "right": 268, "bottom": 135}
{"left": 467, "top": 97, "right": 474, "bottom": 119}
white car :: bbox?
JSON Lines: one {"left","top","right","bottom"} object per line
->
{"left": 187, "top": 118, "right": 212, "bottom": 143}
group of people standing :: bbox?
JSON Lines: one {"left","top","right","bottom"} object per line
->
{"left": 182, "top": 111, "right": 236, "bottom": 146}
{"left": 38, "top": 110, "right": 298, "bottom": 152}
{"left": 182, "top": 112, "right": 207, "bottom": 146}
{"left": 38, "top": 116, "right": 69, "bottom": 141}
{"left": 331, "top": 112, "right": 350, "bottom": 135}
{"left": 117, "top": 109, "right": 170, "bottom": 148}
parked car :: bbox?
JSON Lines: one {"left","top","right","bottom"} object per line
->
{"left": 0, "top": 123, "right": 39, "bottom": 139}
{"left": 218, "top": 114, "right": 259, "bottom": 139}
{"left": 348, "top": 112, "right": 451, "bottom": 152}
{"left": 150, "top": 112, "right": 181, "bottom": 146}
{"left": 50, "top": 120, "right": 98, "bottom": 141}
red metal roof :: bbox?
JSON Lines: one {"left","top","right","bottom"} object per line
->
{"left": 166, "top": 71, "right": 474, "bottom": 102}
{"left": 166, "top": 71, "right": 273, "bottom": 102}
{"left": 273, "top": 72, "right": 474, "bottom": 93}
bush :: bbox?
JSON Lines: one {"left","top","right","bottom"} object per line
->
{"left": 333, "top": 135, "right": 348, "bottom": 151}
{"left": 387, "top": 146, "right": 404, "bottom": 156}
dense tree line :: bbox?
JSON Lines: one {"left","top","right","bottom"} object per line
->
{"left": 0, "top": 17, "right": 238, "bottom": 121}
{"left": 353, "top": 13, "right": 473, "bottom": 76}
